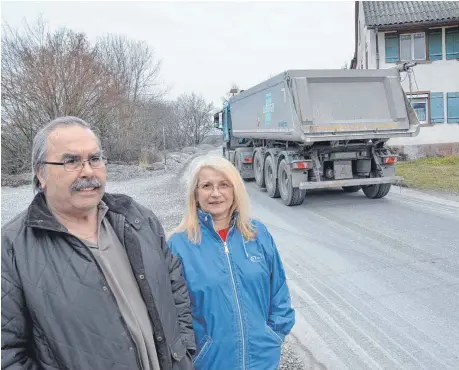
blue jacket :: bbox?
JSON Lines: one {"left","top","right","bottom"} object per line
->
{"left": 167, "top": 210, "right": 295, "bottom": 370}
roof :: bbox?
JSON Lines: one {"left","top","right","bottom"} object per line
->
{"left": 363, "top": 1, "right": 459, "bottom": 28}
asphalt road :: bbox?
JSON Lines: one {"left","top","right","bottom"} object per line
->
{"left": 2, "top": 162, "right": 458, "bottom": 369}
{"left": 247, "top": 184, "right": 459, "bottom": 370}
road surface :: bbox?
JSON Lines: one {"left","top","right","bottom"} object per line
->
{"left": 247, "top": 183, "right": 459, "bottom": 370}
{"left": 2, "top": 161, "right": 458, "bottom": 369}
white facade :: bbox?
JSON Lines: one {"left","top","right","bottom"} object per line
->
{"left": 355, "top": 2, "right": 459, "bottom": 151}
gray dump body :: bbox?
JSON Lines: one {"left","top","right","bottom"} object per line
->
{"left": 228, "top": 69, "right": 420, "bottom": 143}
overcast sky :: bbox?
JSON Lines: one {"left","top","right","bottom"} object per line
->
{"left": 2, "top": 0, "right": 355, "bottom": 108}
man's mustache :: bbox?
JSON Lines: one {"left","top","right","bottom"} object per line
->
{"left": 70, "top": 178, "right": 102, "bottom": 192}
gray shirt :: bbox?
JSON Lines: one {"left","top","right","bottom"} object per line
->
{"left": 83, "top": 203, "right": 160, "bottom": 370}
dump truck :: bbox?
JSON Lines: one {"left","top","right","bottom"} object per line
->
{"left": 214, "top": 67, "right": 420, "bottom": 206}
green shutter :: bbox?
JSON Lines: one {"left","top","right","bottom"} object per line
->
{"left": 446, "top": 28, "right": 459, "bottom": 60}
{"left": 447, "top": 92, "right": 459, "bottom": 123}
{"left": 430, "top": 93, "right": 444, "bottom": 123}
{"left": 385, "top": 34, "right": 399, "bottom": 63}
{"left": 428, "top": 30, "right": 443, "bottom": 61}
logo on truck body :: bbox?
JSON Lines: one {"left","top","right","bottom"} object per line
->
{"left": 263, "top": 92, "right": 274, "bottom": 125}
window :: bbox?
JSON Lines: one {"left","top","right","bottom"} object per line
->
{"left": 385, "top": 32, "right": 428, "bottom": 63}
{"left": 446, "top": 28, "right": 459, "bottom": 60}
{"left": 400, "top": 34, "right": 412, "bottom": 61}
{"left": 447, "top": 92, "right": 459, "bottom": 123}
{"left": 407, "top": 93, "right": 429, "bottom": 124}
{"left": 400, "top": 33, "right": 426, "bottom": 61}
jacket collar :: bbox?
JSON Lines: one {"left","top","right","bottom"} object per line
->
{"left": 198, "top": 208, "right": 238, "bottom": 233}
{"left": 102, "top": 192, "right": 145, "bottom": 229}
{"left": 25, "top": 192, "right": 145, "bottom": 231}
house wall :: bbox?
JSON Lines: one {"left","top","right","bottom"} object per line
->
{"left": 356, "top": 11, "right": 459, "bottom": 158}
{"left": 356, "top": 2, "right": 368, "bottom": 69}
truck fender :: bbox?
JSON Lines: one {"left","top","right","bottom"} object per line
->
{"left": 234, "top": 147, "right": 254, "bottom": 164}
{"left": 253, "top": 147, "right": 266, "bottom": 161}
{"left": 277, "top": 150, "right": 309, "bottom": 188}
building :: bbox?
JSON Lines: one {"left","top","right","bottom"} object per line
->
{"left": 351, "top": 1, "right": 459, "bottom": 158}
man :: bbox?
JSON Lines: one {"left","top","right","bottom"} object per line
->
{"left": 1, "top": 117, "right": 195, "bottom": 370}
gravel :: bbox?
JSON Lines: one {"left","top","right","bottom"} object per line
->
{"left": 0, "top": 147, "right": 211, "bottom": 188}
{"left": 1, "top": 146, "right": 308, "bottom": 369}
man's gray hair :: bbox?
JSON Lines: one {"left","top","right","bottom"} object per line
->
{"left": 31, "top": 116, "right": 99, "bottom": 192}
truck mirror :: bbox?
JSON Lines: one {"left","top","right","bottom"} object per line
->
{"left": 214, "top": 112, "right": 223, "bottom": 129}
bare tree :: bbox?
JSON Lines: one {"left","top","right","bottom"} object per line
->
{"left": 96, "top": 35, "right": 164, "bottom": 103}
{"left": 171, "top": 92, "right": 214, "bottom": 148}
{"left": 1, "top": 17, "right": 217, "bottom": 174}
{"left": 1, "top": 18, "right": 166, "bottom": 172}
{"left": 93, "top": 35, "right": 169, "bottom": 161}
{"left": 1, "top": 19, "right": 124, "bottom": 172}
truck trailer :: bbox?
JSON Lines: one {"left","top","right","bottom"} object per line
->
{"left": 214, "top": 67, "right": 420, "bottom": 206}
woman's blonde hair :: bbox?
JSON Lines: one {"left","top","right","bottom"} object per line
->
{"left": 172, "top": 154, "right": 255, "bottom": 244}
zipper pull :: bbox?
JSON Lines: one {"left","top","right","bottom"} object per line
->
{"left": 224, "top": 242, "right": 229, "bottom": 254}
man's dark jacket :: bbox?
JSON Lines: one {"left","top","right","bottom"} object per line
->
{"left": 1, "top": 192, "right": 196, "bottom": 370}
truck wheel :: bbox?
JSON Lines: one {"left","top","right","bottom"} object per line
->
{"left": 342, "top": 186, "right": 361, "bottom": 193}
{"left": 264, "top": 155, "right": 280, "bottom": 198}
{"left": 254, "top": 151, "right": 265, "bottom": 188}
{"left": 362, "top": 183, "right": 391, "bottom": 199}
{"left": 376, "top": 183, "right": 391, "bottom": 198}
{"left": 278, "top": 159, "right": 306, "bottom": 206}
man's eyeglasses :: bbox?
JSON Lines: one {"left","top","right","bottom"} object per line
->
{"left": 42, "top": 156, "right": 108, "bottom": 172}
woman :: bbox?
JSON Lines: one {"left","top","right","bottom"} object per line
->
{"left": 167, "top": 155, "right": 295, "bottom": 370}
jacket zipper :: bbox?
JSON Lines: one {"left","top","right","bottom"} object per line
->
{"left": 192, "top": 339, "right": 210, "bottom": 364}
{"left": 223, "top": 241, "right": 246, "bottom": 370}
{"left": 209, "top": 216, "right": 246, "bottom": 369}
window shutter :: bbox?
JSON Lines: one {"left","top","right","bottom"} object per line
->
{"left": 430, "top": 93, "right": 444, "bottom": 123}
{"left": 447, "top": 93, "right": 459, "bottom": 123}
{"left": 428, "top": 30, "right": 443, "bottom": 61}
{"left": 446, "top": 28, "right": 459, "bottom": 60}
{"left": 385, "top": 34, "right": 399, "bottom": 63}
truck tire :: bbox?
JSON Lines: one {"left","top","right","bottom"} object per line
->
{"left": 376, "top": 183, "right": 391, "bottom": 198}
{"left": 278, "top": 159, "right": 306, "bottom": 206}
{"left": 253, "top": 151, "right": 266, "bottom": 188}
{"left": 342, "top": 186, "right": 361, "bottom": 193}
{"left": 264, "top": 155, "right": 280, "bottom": 198}
{"left": 362, "top": 183, "right": 391, "bottom": 199}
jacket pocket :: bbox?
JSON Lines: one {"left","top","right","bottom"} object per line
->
{"left": 192, "top": 335, "right": 212, "bottom": 365}
{"left": 264, "top": 324, "right": 284, "bottom": 346}
{"left": 170, "top": 335, "right": 187, "bottom": 363}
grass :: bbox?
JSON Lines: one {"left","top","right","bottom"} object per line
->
{"left": 138, "top": 158, "right": 149, "bottom": 169}
{"left": 396, "top": 156, "right": 459, "bottom": 193}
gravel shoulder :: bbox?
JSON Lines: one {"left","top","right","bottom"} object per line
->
{"left": 1, "top": 146, "right": 307, "bottom": 369}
